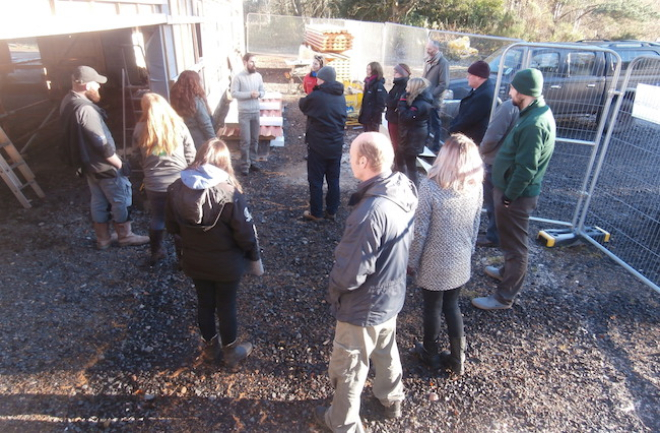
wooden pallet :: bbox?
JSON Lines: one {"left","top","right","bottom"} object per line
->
{"left": 304, "top": 27, "right": 353, "bottom": 53}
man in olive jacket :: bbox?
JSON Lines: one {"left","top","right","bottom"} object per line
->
{"left": 315, "top": 132, "right": 417, "bottom": 432}
{"left": 472, "top": 68, "right": 556, "bottom": 310}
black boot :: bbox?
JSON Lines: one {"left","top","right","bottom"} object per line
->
{"left": 440, "top": 337, "right": 466, "bottom": 375}
{"left": 149, "top": 230, "right": 166, "bottom": 266}
{"left": 415, "top": 342, "right": 440, "bottom": 370}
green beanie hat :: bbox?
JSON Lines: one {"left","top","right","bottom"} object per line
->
{"left": 511, "top": 68, "right": 543, "bottom": 97}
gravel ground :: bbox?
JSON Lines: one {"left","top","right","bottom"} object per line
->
{"left": 1, "top": 69, "right": 659, "bottom": 432}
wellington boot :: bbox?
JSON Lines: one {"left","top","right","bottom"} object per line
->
{"left": 415, "top": 342, "right": 441, "bottom": 370}
{"left": 93, "top": 222, "right": 117, "bottom": 250}
{"left": 439, "top": 337, "right": 466, "bottom": 375}
{"left": 113, "top": 221, "right": 149, "bottom": 247}
{"left": 200, "top": 335, "right": 221, "bottom": 363}
{"left": 149, "top": 229, "right": 166, "bottom": 266}
{"left": 223, "top": 340, "right": 253, "bottom": 369}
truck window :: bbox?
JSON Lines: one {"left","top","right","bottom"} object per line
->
{"left": 567, "top": 52, "right": 597, "bottom": 76}
{"left": 530, "top": 52, "right": 559, "bottom": 74}
{"left": 612, "top": 49, "right": 660, "bottom": 71}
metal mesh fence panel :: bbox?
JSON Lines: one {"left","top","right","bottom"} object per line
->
{"left": 578, "top": 56, "right": 660, "bottom": 292}
{"left": 246, "top": 14, "right": 307, "bottom": 56}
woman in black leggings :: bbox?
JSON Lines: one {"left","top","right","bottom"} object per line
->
{"left": 407, "top": 134, "right": 483, "bottom": 374}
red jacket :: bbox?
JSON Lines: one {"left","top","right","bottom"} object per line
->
{"left": 303, "top": 73, "right": 317, "bottom": 94}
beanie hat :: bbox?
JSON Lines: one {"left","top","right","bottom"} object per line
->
{"left": 394, "top": 63, "right": 411, "bottom": 77}
{"left": 316, "top": 66, "right": 336, "bottom": 83}
{"left": 467, "top": 60, "right": 490, "bottom": 79}
{"left": 511, "top": 68, "right": 543, "bottom": 97}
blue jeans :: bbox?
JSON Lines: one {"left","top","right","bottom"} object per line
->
{"left": 483, "top": 165, "right": 499, "bottom": 245}
{"left": 86, "top": 174, "right": 132, "bottom": 223}
{"left": 421, "top": 287, "right": 463, "bottom": 353}
{"left": 192, "top": 279, "right": 240, "bottom": 344}
{"left": 145, "top": 190, "right": 167, "bottom": 231}
{"left": 307, "top": 148, "right": 341, "bottom": 218}
{"left": 238, "top": 111, "right": 260, "bottom": 174}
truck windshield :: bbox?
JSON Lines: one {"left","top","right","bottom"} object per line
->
{"left": 486, "top": 46, "right": 525, "bottom": 74}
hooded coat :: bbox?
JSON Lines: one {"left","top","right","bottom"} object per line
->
{"left": 166, "top": 164, "right": 260, "bottom": 282}
{"left": 328, "top": 171, "right": 418, "bottom": 327}
{"left": 298, "top": 80, "right": 347, "bottom": 159}
{"left": 397, "top": 89, "right": 435, "bottom": 156}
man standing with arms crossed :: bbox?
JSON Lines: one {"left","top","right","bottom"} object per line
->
{"left": 423, "top": 39, "right": 450, "bottom": 152}
{"left": 315, "top": 132, "right": 418, "bottom": 432}
{"left": 472, "top": 68, "right": 556, "bottom": 310}
{"left": 60, "top": 66, "right": 148, "bottom": 249}
{"left": 231, "top": 53, "right": 265, "bottom": 176}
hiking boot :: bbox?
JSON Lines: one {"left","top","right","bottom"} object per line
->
{"left": 113, "top": 221, "right": 149, "bottom": 246}
{"left": 324, "top": 210, "right": 336, "bottom": 221}
{"left": 415, "top": 342, "right": 440, "bottom": 370}
{"left": 303, "top": 210, "right": 323, "bottom": 222}
{"left": 93, "top": 222, "right": 117, "bottom": 250}
{"left": 472, "top": 295, "right": 512, "bottom": 310}
{"left": 223, "top": 340, "right": 253, "bottom": 368}
{"left": 484, "top": 265, "right": 504, "bottom": 281}
{"left": 377, "top": 399, "right": 402, "bottom": 419}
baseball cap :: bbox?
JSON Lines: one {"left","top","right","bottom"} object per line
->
{"left": 72, "top": 66, "right": 108, "bottom": 84}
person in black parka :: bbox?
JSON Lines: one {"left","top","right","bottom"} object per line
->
{"left": 299, "top": 66, "right": 347, "bottom": 222}
{"left": 385, "top": 63, "right": 411, "bottom": 169}
{"left": 397, "top": 77, "right": 434, "bottom": 187}
{"left": 358, "top": 61, "right": 387, "bottom": 132}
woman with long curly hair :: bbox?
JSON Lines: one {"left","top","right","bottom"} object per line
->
{"left": 133, "top": 92, "right": 196, "bottom": 265}
{"left": 165, "top": 138, "right": 262, "bottom": 369}
{"left": 408, "top": 133, "right": 483, "bottom": 375}
{"left": 170, "top": 70, "right": 216, "bottom": 149}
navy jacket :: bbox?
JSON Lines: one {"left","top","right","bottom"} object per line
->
{"left": 299, "top": 80, "right": 347, "bottom": 159}
{"left": 449, "top": 79, "right": 495, "bottom": 145}
{"left": 358, "top": 76, "right": 386, "bottom": 126}
{"left": 385, "top": 76, "right": 408, "bottom": 124}
{"left": 398, "top": 90, "right": 434, "bottom": 155}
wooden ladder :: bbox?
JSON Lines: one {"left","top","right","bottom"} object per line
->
{"left": 0, "top": 126, "right": 45, "bottom": 208}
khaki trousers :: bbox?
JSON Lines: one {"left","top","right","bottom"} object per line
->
{"left": 325, "top": 316, "right": 404, "bottom": 432}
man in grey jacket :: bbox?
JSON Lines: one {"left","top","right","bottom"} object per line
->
{"left": 423, "top": 39, "right": 450, "bottom": 152}
{"left": 315, "top": 132, "right": 418, "bottom": 432}
{"left": 231, "top": 53, "right": 265, "bottom": 176}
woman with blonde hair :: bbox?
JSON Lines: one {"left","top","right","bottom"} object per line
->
{"left": 397, "top": 77, "right": 434, "bottom": 186}
{"left": 133, "top": 92, "right": 196, "bottom": 265}
{"left": 408, "top": 133, "right": 483, "bottom": 375}
{"left": 170, "top": 70, "right": 216, "bottom": 149}
{"left": 165, "top": 138, "right": 262, "bottom": 369}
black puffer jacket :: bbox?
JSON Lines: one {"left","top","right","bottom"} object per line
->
{"left": 385, "top": 76, "right": 408, "bottom": 124}
{"left": 166, "top": 164, "right": 260, "bottom": 282}
{"left": 358, "top": 76, "right": 386, "bottom": 126}
{"left": 397, "top": 89, "right": 434, "bottom": 156}
{"left": 299, "top": 80, "right": 347, "bottom": 159}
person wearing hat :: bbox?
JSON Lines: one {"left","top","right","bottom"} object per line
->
{"left": 385, "top": 63, "right": 411, "bottom": 165}
{"left": 60, "top": 66, "right": 149, "bottom": 249}
{"left": 448, "top": 60, "right": 494, "bottom": 145}
{"left": 298, "top": 66, "right": 347, "bottom": 222}
{"left": 472, "top": 68, "right": 556, "bottom": 310}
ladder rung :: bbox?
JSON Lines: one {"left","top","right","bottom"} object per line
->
{"left": 0, "top": 140, "right": 11, "bottom": 149}
{"left": 9, "top": 160, "right": 25, "bottom": 170}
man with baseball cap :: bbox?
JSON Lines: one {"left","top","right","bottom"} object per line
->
{"left": 472, "top": 68, "right": 556, "bottom": 310}
{"left": 60, "top": 65, "right": 148, "bottom": 250}
{"left": 448, "top": 60, "right": 494, "bottom": 145}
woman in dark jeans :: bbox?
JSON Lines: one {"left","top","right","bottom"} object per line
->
{"left": 166, "top": 138, "right": 263, "bottom": 368}
{"left": 407, "top": 134, "right": 483, "bottom": 375}
{"left": 358, "top": 61, "right": 387, "bottom": 132}
{"left": 133, "top": 93, "right": 196, "bottom": 265}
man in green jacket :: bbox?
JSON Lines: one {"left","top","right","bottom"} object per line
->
{"left": 472, "top": 68, "right": 556, "bottom": 310}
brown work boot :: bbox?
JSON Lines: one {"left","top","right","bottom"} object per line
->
{"left": 113, "top": 221, "right": 149, "bottom": 247}
{"left": 93, "top": 222, "right": 117, "bottom": 250}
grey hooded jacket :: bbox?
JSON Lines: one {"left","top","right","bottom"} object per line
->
{"left": 328, "top": 171, "right": 418, "bottom": 327}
